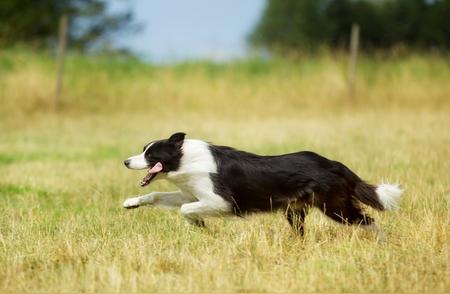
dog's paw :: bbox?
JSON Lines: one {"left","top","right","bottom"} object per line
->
{"left": 123, "top": 197, "right": 140, "bottom": 209}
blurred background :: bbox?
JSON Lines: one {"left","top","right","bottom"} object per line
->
{"left": 2, "top": 0, "right": 450, "bottom": 59}
{"left": 1, "top": 1, "right": 450, "bottom": 292}
{"left": 1, "top": 0, "right": 449, "bottom": 116}
{"left": 1, "top": 0, "right": 449, "bottom": 192}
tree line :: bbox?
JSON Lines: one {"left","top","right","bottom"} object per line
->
{"left": 1, "top": 0, "right": 449, "bottom": 53}
{"left": 250, "top": 0, "right": 450, "bottom": 51}
{"left": 0, "top": 0, "right": 134, "bottom": 51}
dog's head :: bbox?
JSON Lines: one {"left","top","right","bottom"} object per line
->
{"left": 124, "top": 132, "right": 185, "bottom": 187}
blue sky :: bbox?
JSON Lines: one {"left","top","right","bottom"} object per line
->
{"left": 111, "top": 0, "right": 266, "bottom": 62}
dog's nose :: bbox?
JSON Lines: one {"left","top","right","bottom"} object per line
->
{"left": 124, "top": 159, "right": 131, "bottom": 167}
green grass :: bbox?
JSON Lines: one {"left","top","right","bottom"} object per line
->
{"left": 0, "top": 50, "right": 449, "bottom": 292}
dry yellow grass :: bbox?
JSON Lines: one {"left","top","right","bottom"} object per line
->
{"left": 0, "top": 50, "right": 449, "bottom": 292}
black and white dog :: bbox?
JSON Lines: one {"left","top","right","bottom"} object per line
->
{"left": 123, "top": 132, "right": 402, "bottom": 237}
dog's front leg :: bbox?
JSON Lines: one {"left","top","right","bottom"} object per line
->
{"left": 180, "top": 200, "right": 231, "bottom": 227}
{"left": 123, "top": 191, "right": 195, "bottom": 209}
{"left": 179, "top": 178, "right": 232, "bottom": 226}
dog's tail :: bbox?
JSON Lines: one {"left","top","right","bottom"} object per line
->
{"left": 354, "top": 181, "right": 403, "bottom": 211}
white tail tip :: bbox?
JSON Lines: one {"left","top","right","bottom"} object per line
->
{"left": 376, "top": 184, "right": 403, "bottom": 210}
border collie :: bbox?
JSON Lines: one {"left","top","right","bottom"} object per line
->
{"left": 123, "top": 132, "right": 402, "bottom": 237}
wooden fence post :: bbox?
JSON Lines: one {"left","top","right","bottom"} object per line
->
{"left": 348, "top": 23, "right": 360, "bottom": 99}
{"left": 55, "top": 14, "right": 68, "bottom": 110}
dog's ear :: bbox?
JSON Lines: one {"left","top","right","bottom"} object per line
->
{"left": 168, "top": 132, "right": 186, "bottom": 148}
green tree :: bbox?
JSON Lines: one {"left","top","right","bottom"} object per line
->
{"left": 250, "top": 0, "right": 450, "bottom": 51}
{"left": 423, "top": 0, "right": 450, "bottom": 47}
{"left": 0, "top": 0, "right": 135, "bottom": 50}
{"left": 249, "top": 0, "right": 331, "bottom": 51}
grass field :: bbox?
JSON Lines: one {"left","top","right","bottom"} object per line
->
{"left": 0, "top": 50, "right": 449, "bottom": 292}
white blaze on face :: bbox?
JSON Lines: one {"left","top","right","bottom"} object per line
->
{"left": 126, "top": 143, "right": 153, "bottom": 170}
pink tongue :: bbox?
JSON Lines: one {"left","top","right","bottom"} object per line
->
{"left": 149, "top": 162, "right": 163, "bottom": 174}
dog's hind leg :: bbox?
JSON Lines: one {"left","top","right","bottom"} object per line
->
{"left": 123, "top": 191, "right": 195, "bottom": 209}
{"left": 317, "top": 196, "right": 386, "bottom": 241}
{"left": 319, "top": 197, "right": 375, "bottom": 225}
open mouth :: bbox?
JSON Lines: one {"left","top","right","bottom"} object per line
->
{"left": 140, "top": 162, "right": 163, "bottom": 187}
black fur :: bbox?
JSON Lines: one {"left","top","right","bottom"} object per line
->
{"left": 209, "top": 145, "right": 384, "bottom": 231}
{"left": 132, "top": 132, "right": 387, "bottom": 234}
{"left": 143, "top": 132, "right": 185, "bottom": 172}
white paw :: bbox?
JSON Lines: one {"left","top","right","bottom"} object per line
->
{"left": 123, "top": 197, "right": 140, "bottom": 209}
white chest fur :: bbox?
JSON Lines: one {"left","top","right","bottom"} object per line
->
{"left": 166, "top": 140, "right": 230, "bottom": 213}
{"left": 167, "top": 140, "right": 216, "bottom": 192}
